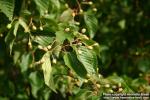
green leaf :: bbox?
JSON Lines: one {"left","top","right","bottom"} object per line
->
{"left": 64, "top": 52, "right": 87, "bottom": 78}
{"left": 13, "top": 21, "right": 19, "bottom": 36}
{"left": 84, "top": 11, "right": 98, "bottom": 38}
{"left": 80, "top": 38, "right": 100, "bottom": 57}
{"left": 5, "top": 31, "right": 15, "bottom": 54}
{"left": 75, "top": 46, "right": 98, "bottom": 75}
{"left": 42, "top": 15, "right": 58, "bottom": 27}
{"left": 60, "top": 9, "right": 73, "bottom": 22}
{"left": 29, "top": 71, "right": 44, "bottom": 98}
{"left": 20, "top": 53, "right": 32, "bottom": 72}
{"left": 55, "top": 31, "right": 74, "bottom": 43}
{"left": 42, "top": 52, "right": 56, "bottom": 92}
{"left": 0, "top": 0, "right": 15, "bottom": 20}
{"left": 33, "top": 0, "right": 50, "bottom": 15}
{"left": 52, "top": 45, "right": 61, "bottom": 58}
{"left": 34, "top": 35, "right": 54, "bottom": 46}
{"left": 13, "top": 51, "right": 20, "bottom": 64}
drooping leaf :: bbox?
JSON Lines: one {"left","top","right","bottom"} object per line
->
{"left": 42, "top": 52, "right": 56, "bottom": 92}
{"left": 5, "top": 19, "right": 26, "bottom": 54}
{"left": 5, "top": 31, "right": 15, "bottom": 54}
{"left": 20, "top": 53, "right": 32, "bottom": 72}
{"left": 0, "top": 0, "right": 15, "bottom": 20}
{"left": 75, "top": 46, "right": 98, "bottom": 75}
{"left": 13, "top": 51, "right": 20, "bottom": 64}
{"left": 29, "top": 71, "right": 44, "bottom": 98}
{"left": 64, "top": 52, "right": 87, "bottom": 78}
{"left": 84, "top": 11, "right": 98, "bottom": 38}
{"left": 13, "top": 21, "right": 19, "bottom": 36}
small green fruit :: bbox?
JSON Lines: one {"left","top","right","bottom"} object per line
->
{"left": 84, "top": 79, "right": 88, "bottom": 83}
{"left": 86, "top": 74, "right": 91, "bottom": 78}
{"left": 47, "top": 45, "right": 51, "bottom": 49}
{"left": 105, "top": 84, "right": 110, "bottom": 88}
{"left": 93, "top": 43, "right": 99, "bottom": 46}
{"left": 72, "top": 12, "right": 76, "bottom": 17}
{"left": 81, "top": 28, "right": 86, "bottom": 33}
{"left": 65, "top": 4, "right": 69, "bottom": 8}
{"left": 96, "top": 84, "right": 101, "bottom": 88}
{"left": 43, "top": 47, "right": 48, "bottom": 51}
{"left": 32, "top": 25, "right": 37, "bottom": 30}
{"left": 39, "top": 26, "right": 43, "bottom": 31}
{"left": 52, "top": 58, "right": 57, "bottom": 64}
{"left": 88, "top": 1, "right": 93, "bottom": 5}
{"left": 28, "top": 42, "right": 32, "bottom": 49}
{"left": 93, "top": 8, "right": 97, "bottom": 12}
{"left": 78, "top": 50, "right": 82, "bottom": 54}
{"left": 28, "top": 42, "right": 32, "bottom": 46}
{"left": 64, "top": 28, "right": 70, "bottom": 32}
{"left": 109, "top": 89, "right": 113, "bottom": 93}
{"left": 45, "top": 10, "right": 48, "bottom": 14}
{"left": 87, "top": 46, "right": 93, "bottom": 50}
{"left": 118, "top": 83, "right": 122, "bottom": 87}
{"left": 7, "top": 23, "right": 12, "bottom": 29}
{"left": 0, "top": 34, "right": 3, "bottom": 37}
{"left": 80, "top": 9, "right": 83, "bottom": 13}
{"left": 98, "top": 74, "right": 102, "bottom": 78}
{"left": 38, "top": 45, "right": 43, "bottom": 49}
{"left": 118, "top": 88, "right": 123, "bottom": 92}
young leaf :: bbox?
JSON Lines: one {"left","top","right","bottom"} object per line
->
{"left": 64, "top": 52, "right": 87, "bottom": 78}
{"left": 75, "top": 46, "right": 98, "bottom": 75}
{"left": 41, "top": 52, "right": 56, "bottom": 92}
{"left": 13, "top": 21, "right": 19, "bottom": 36}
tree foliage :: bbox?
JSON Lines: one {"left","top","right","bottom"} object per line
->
{"left": 0, "top": 0, "right": 150, "bottom": 99}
